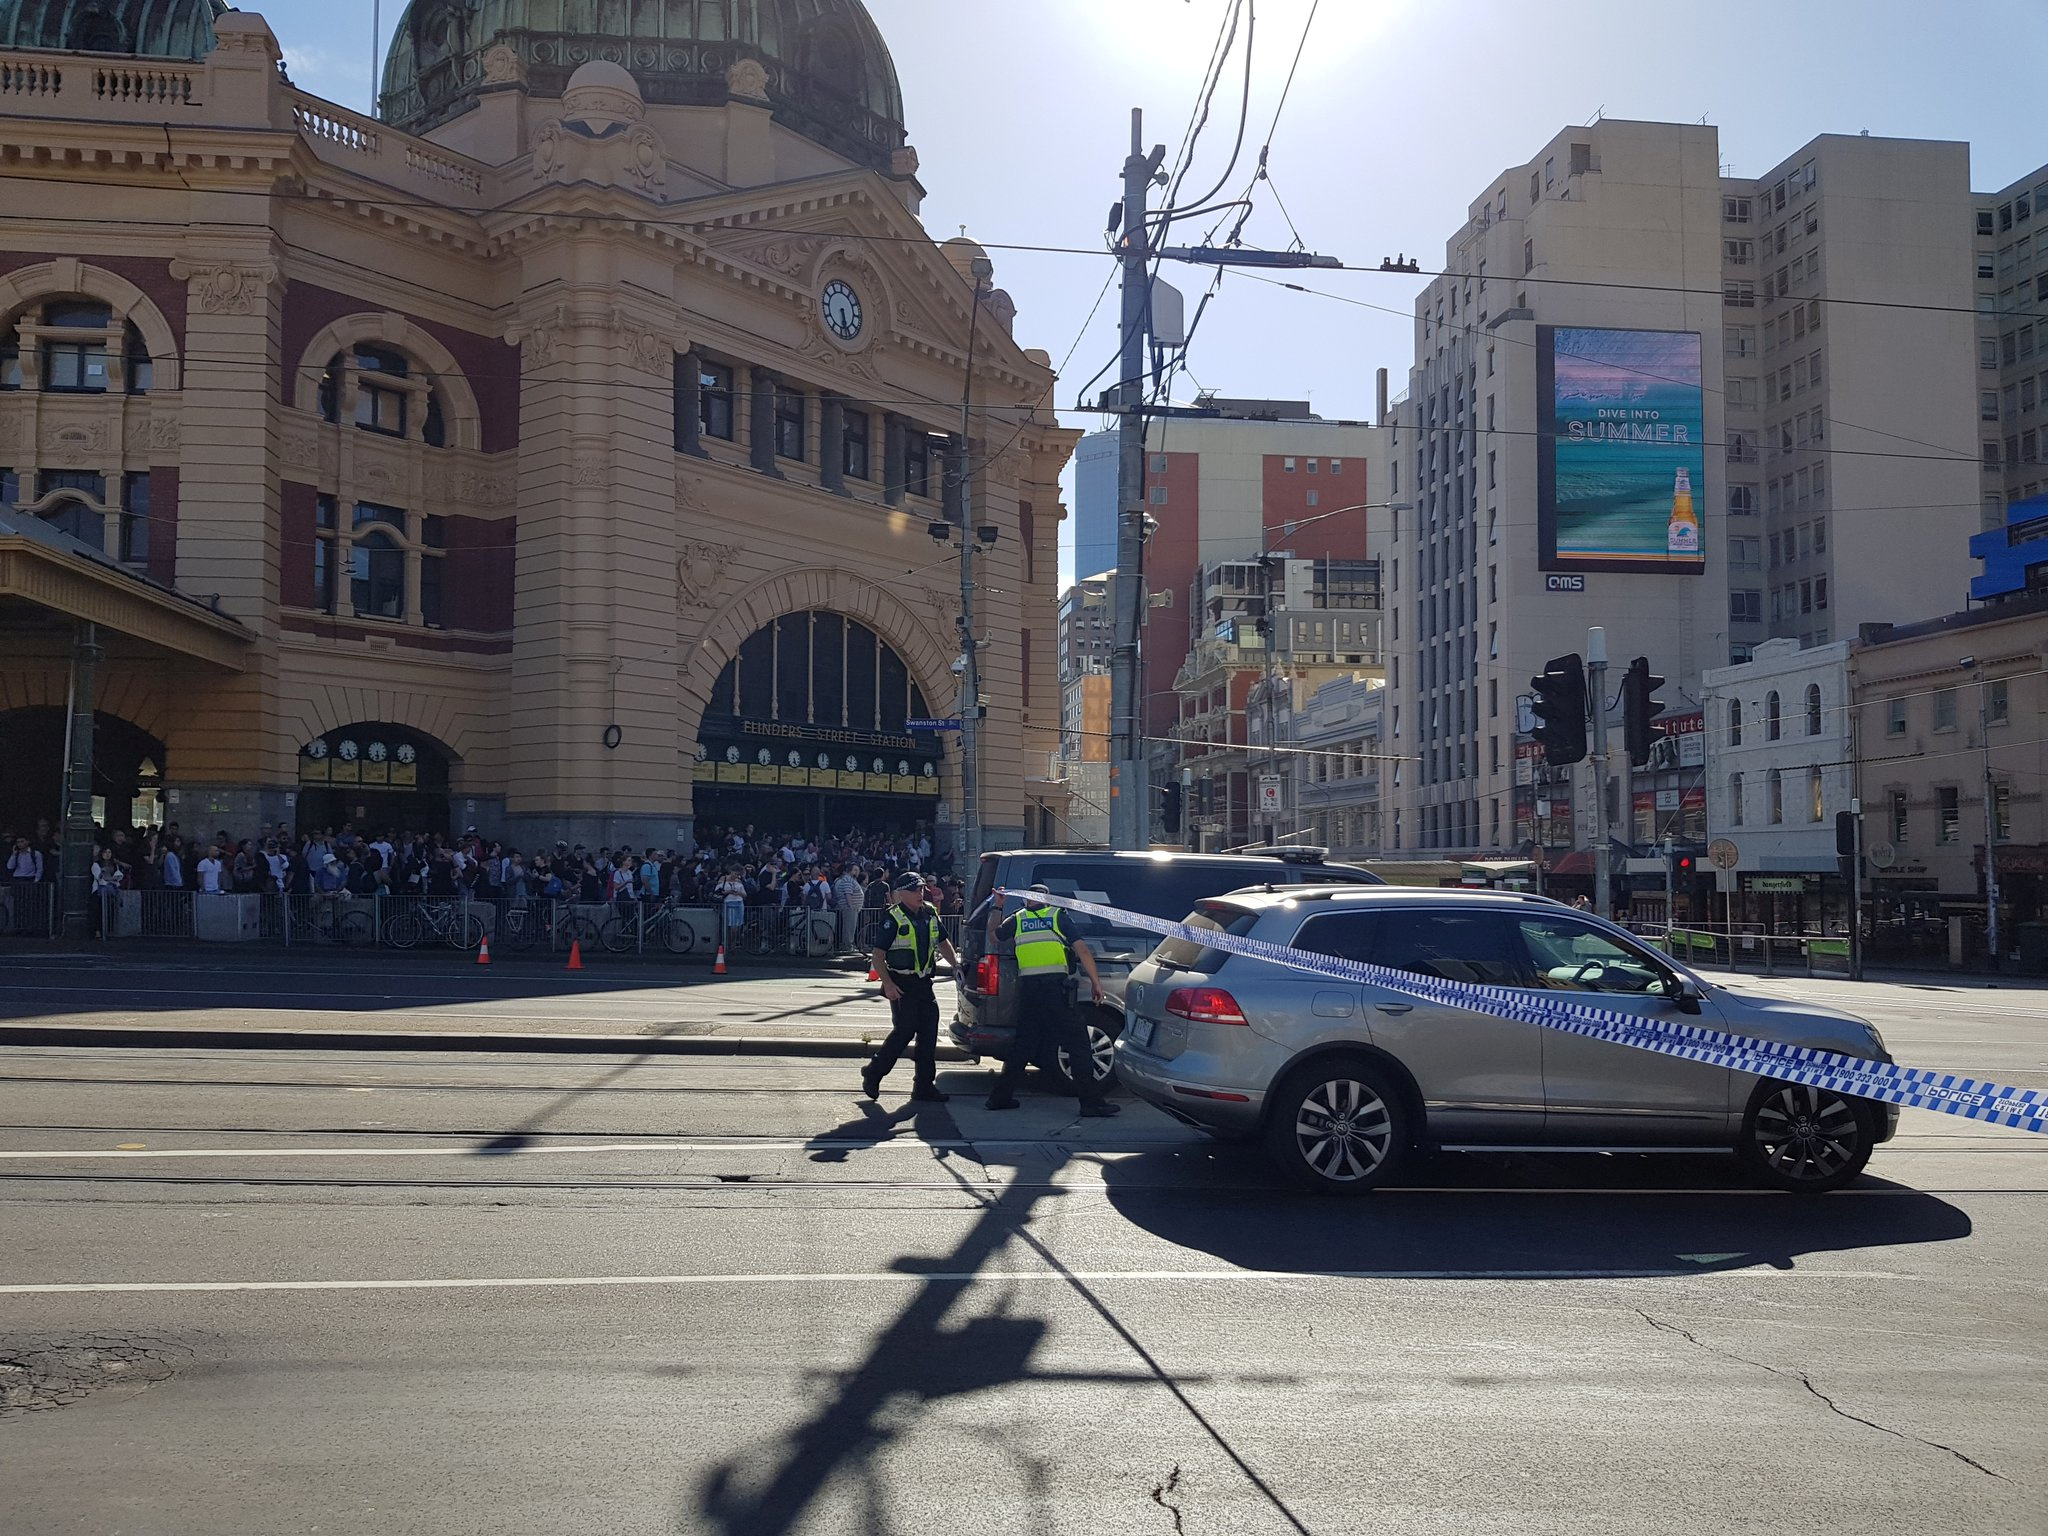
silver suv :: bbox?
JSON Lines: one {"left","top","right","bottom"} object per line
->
{"left": 1116, "top": 886, "right": 1898, "bottom": 1195}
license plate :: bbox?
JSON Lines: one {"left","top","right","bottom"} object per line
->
{"left": 1126, "top": 1016, "right": 1155, "bottom": 1049}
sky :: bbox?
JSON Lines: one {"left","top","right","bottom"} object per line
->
{"left": 267, "top": 0, "right": 2045, "bottom": 585}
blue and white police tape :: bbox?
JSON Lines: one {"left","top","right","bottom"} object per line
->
{"left": 996, "top": 888, "right": 2048, "bottom": 1136}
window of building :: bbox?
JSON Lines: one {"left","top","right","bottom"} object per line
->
{"left": 1489, "top": 677, "right": 1498, "bottom": 718}
{"left": 1768, "top": 768, "right": 1784, "bottom": 824}
{"left": 1725, "top": 196, "right": 1751, "bottom": 223}
{"left": 1815, "top": 575, "right": 1828, "bottom": 610}
{"left": 1729, "top": 772, "right": 1744, "bottom": 826}
{"left": 1886, "top": 697, "right": 1907, "bottom": 736}
{"left": 119, "top": 472, "right": 149, "bottom": 565}
{"left": 842, "top": 407, "right": 870, "bottom": 480}
{"left": 700, "top": 359, "right": 735, "bottom": 440}
{"left": 905, "top": 432, "right": 931, "bottom": 499}
{"left": 1729, "top": 484, "right": 1756, "bottom": 516}
{"left": 1763, "top": 690, "right": 1781, "bottom": 740}
{"left": 1809, "top": 766, "right": 1824, "bottom": 822}
{"left": 1939, "top": 786, "right": 1960, "bottom": 843}
{"left": 351, "top": 531, "right": 406, "bottom": 620}
{"left": 774, "top": 386, "right": 807, "bottom": 460}
{"left": 1151, "top": 453, "right": 1168, "bottom": 474}
{"left": 1730, "top": 589, "right": 1761, "bottom": 624}
{"left": 1726, "top": 238, "right": 1753, "bottom": 266}
{"left": 351, "top": 344, "right": 410, "bottom": 436}
{"left": 1995, "top": 780, "right": 2012, "bottom": 841}
{"left": 1728, "top": 697, "right": 1744, "bottom": 745}
{"left": 40, "top": 299, "right": 113, "bottom": 392}
{"left": 1982, "top": 338, "right": 2001, "bottom": 370}
{"left": 1888, "top": 789, "right": 1907, "bottom": 844}
{"left": 1724, "top": 280, "right": 1756, "bottom": 308}
{"left": 1305, "top": 490, "right": 1318, "bottom": 507}
{"left": 1933, "top": 688, "right": 1959, "bottom": 730}
{"left": 1988, "top": 677, "right": 2010, "bottom": 724}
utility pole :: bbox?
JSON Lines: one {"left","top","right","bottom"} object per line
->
{"left": 954, "top": 258, "right": 992, "bottom": 867}
{"left": 1850, "top": 795, "right": 1864, "bottom": 981}
{"left": 1588, "top": 625, "right": 1612, "bottom": 920}
{"left": 1107, "top": 110, "right": 1161, "bottom": 850}
{"left": 1981, "top": 673, "right": 2000, "bottom": 971}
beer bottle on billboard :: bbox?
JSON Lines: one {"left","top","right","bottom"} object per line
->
{"left": 1666, "top": 467, "right": 1701, "bottom": 555}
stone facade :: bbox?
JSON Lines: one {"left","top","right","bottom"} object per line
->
{"left": 0, "top": 7, "right": 1074, "bottom": 855}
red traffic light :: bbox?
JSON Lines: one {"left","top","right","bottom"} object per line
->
{"left": 1675, "top": 855, "right": 1695, "bottom": 873}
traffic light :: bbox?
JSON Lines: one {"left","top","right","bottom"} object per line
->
{"left": 1673, "top": 852, "right": 1695, "bottom": 877}
{"left": 1529, "top": 654, "right": 1588, "bottom": 765}
{"left": 1621, "top": 656, "right": 1667, "bottom": 767}
{"left": 1161, "top": 781, "right": 1183, "bottom": 835}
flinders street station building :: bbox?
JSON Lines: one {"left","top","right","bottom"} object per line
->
{"left": 0, "top": 0, "right": 1076, "bottom": 853}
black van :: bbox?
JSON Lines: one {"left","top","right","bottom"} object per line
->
{"left": 949, "top": 847, "right": 1382, "bottom": 1091}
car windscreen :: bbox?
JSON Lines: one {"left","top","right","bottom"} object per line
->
{"left": 1150, "top": 901, "right": 1259, "bottom": 973}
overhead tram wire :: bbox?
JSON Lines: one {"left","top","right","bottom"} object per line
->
{"left": 1231, "top": 268, "right": 1999, "bottom": 470}
{"left": 0, "top": 173, "right": 2027, "bottom": 323}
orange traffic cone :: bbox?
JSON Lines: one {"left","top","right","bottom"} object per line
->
{"left": 476, "top": 935, "right": 491, "bottom": 965}
{"left": 566, "top": 939, "right": 584, "bottom": 971}
{"left": 713, "top": 943, "right": 728, "bottom": 975}
{"left": 865, "top": 959, "right": 879, "bottom": 982}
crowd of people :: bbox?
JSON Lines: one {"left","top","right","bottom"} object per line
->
{"left": 5, "top": 816, "right": 963, "bottom": 943}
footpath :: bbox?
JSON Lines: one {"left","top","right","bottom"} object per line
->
{"left": 0, "top": 944, "right": 972, "bottom": 1061}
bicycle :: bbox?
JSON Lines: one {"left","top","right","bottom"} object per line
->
{"left": 309, "top": 895, "right": 374, "bottom": 946}
{"left": 386, "top": 897, "right": 486, "bottom": 951}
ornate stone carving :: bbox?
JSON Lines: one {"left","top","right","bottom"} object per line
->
{"left": 572, "top": 454, "right": 609, "bottom": 488}
{"left": 676, "top": 541, "right": 741, "bottom": 610}
{"left": 170, "top": 260, "right": 276, "bottom": 316}
{"left": 480, "top": 44, "right": 525, "bottom": 85}
{"left": 147, "top": 413, "right": 180, "bottom": 451}
{"left": 725, "top": 57, "right": 769, "bottom": 102}
{"left": 530, "top": 119, "right": 565, "bottom": 181}
{"left": 624, "top": 124, "right": 667, "bottom": 194}
{"left": 626, "top": 328, "right": 670, "bottom": 377}
{"left": 457, "top": 470, "right": 517, "bottom": 508}
{"left": 712, "top": 233, "right": 821, "bottom": 281}
{"left": 46, "top": 422, "right": 108, "bottom": 464}
{"left": 356, "top": 460, "right": 399, "bottom": 494}
{"left": 889, "top": 146, "right": 920, "bottom": 178}
{"left": 673, "top": 468, "right": 708, "bottom": 517}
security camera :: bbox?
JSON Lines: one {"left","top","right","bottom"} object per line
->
{"left": 950, "top": 654, "right": 968, "bottom": 677}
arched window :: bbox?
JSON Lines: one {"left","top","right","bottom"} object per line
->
{"left": 1805, "top": 683, "right": 1822, "bottom": 736}
{"left": 1765, "top": 690, "right": 1782, "bottom": 741}
{"left": 40, "top": 299, "right": 113, "bottom": 392}
{"left": 42, "top": 496, "right": 103, "bottom": 549}
{"left": 319, "top": 344, "right": 445, "bottom": 445}
{"left": 1729, "top": 772, "right": 1744, "bottom": 827}
{"left": 1, "top": 295, "right": 158, "bottom": 394}
{"left": 1728, "top": 697, "right": 1743, "bottom": 746}
{"left": 350, "top": 530, "right": 406, "bottom": 620}
{"left": 1768, "top": 767, "right": 1784, "bottom": 824}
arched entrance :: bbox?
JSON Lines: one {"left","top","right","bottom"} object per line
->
{"left": 0, "top": 707, "right": 166, "bottom": 835}
{"left": 693, "top": 609, "right": 946, "bottom": 841}
{"left": 295, "top": 722, "right": 453, "bottom": 837}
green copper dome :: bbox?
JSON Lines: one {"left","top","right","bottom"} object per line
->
{"left": 1, "top": 0, "right": 231, "bottom": 59}
{"left": 380, "top": 0, "right": 906, "bottom": 173}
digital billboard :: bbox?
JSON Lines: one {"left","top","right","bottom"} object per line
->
{"left": 1537, "top": 326, "right": 1707, "bottom": 573}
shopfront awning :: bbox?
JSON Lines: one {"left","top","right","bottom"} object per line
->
{"left": 1463, "top": 859, "right": 1537, "bottom": 876}
{"left": 1358, "top": 860, "right": 1467, "bottom": 887}
{"left": 0, "top": 511, "right": 248, "bottom": 669}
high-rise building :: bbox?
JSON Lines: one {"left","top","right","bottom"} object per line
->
{"left": 1976, "top": 163, "right": 2048, "bottom": 520}
{"left": 1385, "top": 120, "right": 1982, "bottom": 876}
{"left": 1056, "top": 571, "right": 1113, "bottom": 686}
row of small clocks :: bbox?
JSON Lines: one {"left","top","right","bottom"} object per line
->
{"left": 698, "top": 742, "right": 935, "bottom": 777}
{"left": 304, "top": 740, "right": 418, "bottom": 765}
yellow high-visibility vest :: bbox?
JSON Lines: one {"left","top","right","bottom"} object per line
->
{"left": 1010, "top": 906, "right": 1071, "bottom": 976}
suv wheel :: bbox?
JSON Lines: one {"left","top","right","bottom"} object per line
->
{"left": 1265, "top": 1055, "right": 1408, "bottom": 1195}
{"left": 1739, "top": 1081, "right": 1874, "bottom": 1193}
{"left": 1044, "top": 1012, "right": 1119, "bottom": 1095}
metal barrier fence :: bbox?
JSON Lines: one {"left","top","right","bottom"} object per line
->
{"left": 2, "top": 882, "right": 57, "bottom": 939}
{"left": 2, "top": 887, "right": 964, "bottom": 962}
{"left": 1648, "top": 925, "right": 1853, "bottom": 976}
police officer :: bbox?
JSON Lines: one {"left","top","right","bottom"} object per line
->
{"left": 861, "top": 873, "right": 959, "bottom": 1103}
{"left": 986, "top": 884, "right": 1117, "bottom": 1116}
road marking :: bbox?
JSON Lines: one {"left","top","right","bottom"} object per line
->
{"left": 0, "top": 1265, "right": 1916, "bottom": 1296}
{"left": 0, "top": 1139, "right": 976, "bottom": 1160}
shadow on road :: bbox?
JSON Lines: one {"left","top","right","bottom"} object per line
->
{"left": 685, "top": 1111, "right": 1977, "bottom": 1535}
{"left": 1097, "top": 1141, "right": 1975, "bottom": 1277}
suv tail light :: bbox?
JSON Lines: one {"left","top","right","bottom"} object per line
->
{"left": 974, "top": 954, "right": 1001, "bottom": 995}
{"left": 1164, "top": 987, "right": 1248, "bottom": 1026}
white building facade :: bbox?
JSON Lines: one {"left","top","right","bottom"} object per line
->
{"left": 1702, "top": 637, "right": 1855, "bottom": 932}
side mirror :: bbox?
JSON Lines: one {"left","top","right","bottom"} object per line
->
{"left": 1663, "top": 975, "right": 1704, "bottom": 1015}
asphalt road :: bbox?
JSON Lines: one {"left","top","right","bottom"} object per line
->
{"left": 1, "top": 963, "right": 2044, "bottom": 1536}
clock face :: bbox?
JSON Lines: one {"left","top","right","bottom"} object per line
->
{"left": 757, "top": 748, "right": 773, "bottom": 766}
{"left": 337, "top": 739, "right": 359, "bottom": 762}
{"left": 307, "top": 739, "right": 328, "bottom": 760}
{"left": 816, "top": 752, "right": 831, "bottom": 770}
{"left": 725, "top": 746, "right": 741, "bottom": 764}
{"left": 695, "top": 742, "right": 709, "bottom": 762}
{"left": 821, "top": 279, "right": 862, "bottom": 341}
{"left": 896, "top": 759, "right": 910, "bottom": 775}
{"left": 787, "top": 750, "right": 802, "bottom": 768}
{"left": 843, "top": 754, "right": 859, "bottom": 772}
{"left": 367, "top": 742, "right": 388, "bottom": 763}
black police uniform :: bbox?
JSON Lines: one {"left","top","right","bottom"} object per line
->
{"left": 987, "top": 903, "right": 1106, "bottom": 1110}
{"left": 864, "top": 901, "right": 944, "bottom": 1098}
